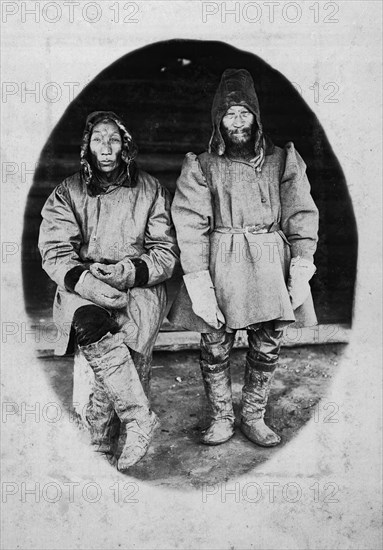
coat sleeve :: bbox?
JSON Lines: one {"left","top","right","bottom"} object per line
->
{"left": 38, "top": 181, "right": 86, "bottom": 289}
{"left": 171, "top": 152, "right": 214, "bottom": 274}
{"left": 280, "top": 142, "right": 319, "bottom": 261}
{"left": 139, "top": 182, "right": 180, "bottom": 286}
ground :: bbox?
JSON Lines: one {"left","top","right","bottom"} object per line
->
{"left": 39, "top": 343, "right": 344, "bottom": 490}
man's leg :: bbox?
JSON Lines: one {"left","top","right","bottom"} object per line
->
{"left": 85, "top": 375, "right": 119, "bottom": 463}
{"left": 115, "top": 350, "right": 152, "bottom": 458}
{"left": 130, "top": 350, "right": 152, "bottom": 400}
{"left": 73, "top": 305, "right": 158, "bottom": 471}
{"left": 199, "top": 329, "right": 236, "bottom": 445}
{"left": 240, "top": 322, "right": 283, "bottom": 447}
{"left": 72, "top": 305, "right": 120, "bottom": 461}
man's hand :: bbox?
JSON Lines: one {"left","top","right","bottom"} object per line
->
{"left": 74, "top": 271, "right": 128, "bottom": 309}
{"left": 193, "top": 302, "right": 225, "bottom": 330}
{"left": 90, "top": 259, "right": 136, "bottom": 290}
{"left": 287, "top": 256, "right": 316, "bottom": 310}
{"left": 184, "top": 270, "right": 225, "bottom": 330}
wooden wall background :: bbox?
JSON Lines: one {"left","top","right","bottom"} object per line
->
{"left": 22, "top": 40, "right": 357, "bottom": 326}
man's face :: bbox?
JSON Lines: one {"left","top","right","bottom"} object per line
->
{"left": 221, "top": 105, "right": 255, "bottom": 144}
{"left": 89, "top": 121, "right": 122, "bottom": 173}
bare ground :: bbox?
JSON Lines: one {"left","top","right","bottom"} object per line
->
{"left": 38, "top": 343, "right": 345, "bottom": 489}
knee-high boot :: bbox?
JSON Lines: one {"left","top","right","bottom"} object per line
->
{"left": 86, "top": 376, "right": 119, "bottom": 464}
{"left": 200, "top": 361, "right": 235, "bottom": 445}
{"left": 116, "top": 350, "right": 152, "bottom": 459}
{"left": 80, "top": 332, "right": 159, "bottom": 471}
{"left": 131, "top": 350, "right": 152, "bottom": 400}
{"left": 240, "top": 357, "right": 281, "bottom": 447}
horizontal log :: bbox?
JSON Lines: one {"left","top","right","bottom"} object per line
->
{"left": 34, "top": 323, "right": 351, "bottom": 357}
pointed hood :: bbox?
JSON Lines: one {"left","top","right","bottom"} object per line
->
{"left": 208, "top": 69, "right": 264, "bottom": 157}
{"left": 80, "top": 111, "right": 138, "bottom": 194}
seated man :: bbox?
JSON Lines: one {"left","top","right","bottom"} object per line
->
{"left": 39, "top": 111, "right": 179, "bottom": 471}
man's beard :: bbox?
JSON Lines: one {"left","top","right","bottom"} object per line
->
{"left": 221, "top": 123, "right": 257, "bottom": 160}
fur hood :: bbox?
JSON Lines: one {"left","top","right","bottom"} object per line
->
{"left": 80, "top": 111, "right": 138, "bottom": 193}
{"left": 208, "top": 69, "right": 265, "bottom": 157}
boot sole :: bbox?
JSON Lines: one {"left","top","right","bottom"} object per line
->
{"left": 201, "top": 431, "right": 235, "bottom": 446}
{"left": 240, "top": 425, "right": 281, "bottom": 447}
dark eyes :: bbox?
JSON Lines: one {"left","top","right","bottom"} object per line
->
{"left": 91, "top": 137, "right": 121, "bottom": 143}
{"left": 225, "top": 112, "right": 251, "bottom": 117}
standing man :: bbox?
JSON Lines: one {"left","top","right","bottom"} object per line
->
{"left": 169, "top": 69, "right": 318, "bottom": 447}
{"left": 39, "top": 111, "right": 179, "bottom": 470}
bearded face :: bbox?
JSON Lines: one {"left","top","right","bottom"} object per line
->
{"left": 220, "top": 105, "right": 257, "bottom": 158}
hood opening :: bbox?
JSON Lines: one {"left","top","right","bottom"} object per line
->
{"left": 80, "top": 111, "right": 138, "bottom": 195}
{"left": 208, "top": 69, "right": 266, "bottom": 157}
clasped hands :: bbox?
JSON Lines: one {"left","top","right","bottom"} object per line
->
{"left": 73, "top": 259, "right": 136, "bottom": 310}
{"left": 90, "top": 258, "right": 136, "bottom": 290}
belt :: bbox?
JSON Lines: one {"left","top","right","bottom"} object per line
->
{"left": 214, "top": 222, "right": 281, "bottom": 235}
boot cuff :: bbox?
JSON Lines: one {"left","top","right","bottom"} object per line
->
{"left": 80, "top": 331, "right": 126, "bottom": 361}
{"left": 200, "top": 360, "right": 230, "bottom": 374}
{"left": 246, "top": 356, "right": 278, "bottom": 373}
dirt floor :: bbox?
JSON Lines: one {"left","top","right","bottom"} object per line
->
{"left": 38, "top": 344, "right": 345, "bottom": 489}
